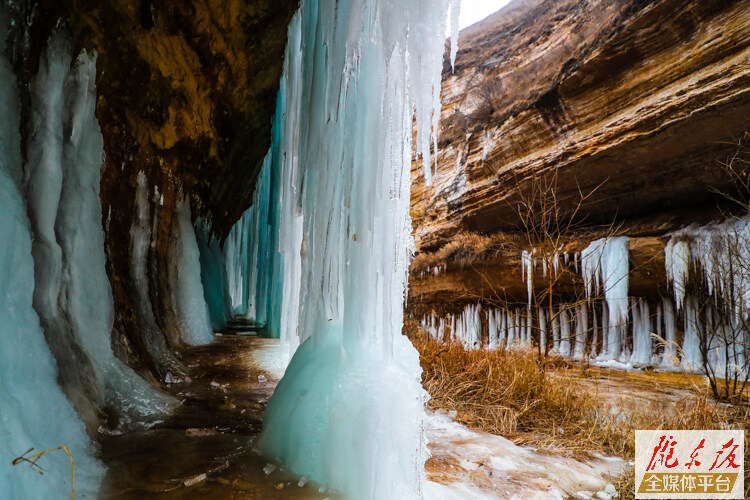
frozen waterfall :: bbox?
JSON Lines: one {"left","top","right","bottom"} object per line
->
{"left": 0, "top": 15, "right": 103, "bottom": 498}
{"left": 23, "top": 30, "right": 174, "bottom": 428}
{"left": 221, "top": 0, "right": 459, "bottom": 497}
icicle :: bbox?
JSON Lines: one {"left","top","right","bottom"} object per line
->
{"left": 630, "top": 299, "right": 652, "bottom": 366}
{"left": 573, "top": 303, "right": 588, "bottom": 359}
{"left": 449, "top": 0, "right": 461, "bottom": 73}
{"left": 455, "top": 303, "right": 482, "bottom": 349}
{"left": 553, "top": 252, "right": 560, "bottom": 277}
{"left": 559, "top": 306, "right": 571, "bottom": 357}
{"left": 522, "top": 249, "right": 533, "bottom": 306}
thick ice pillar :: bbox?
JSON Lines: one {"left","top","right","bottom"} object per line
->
{"left": 254, "top": 0, "right": 455, "bottom": 498}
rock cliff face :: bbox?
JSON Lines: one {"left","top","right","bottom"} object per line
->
{"left": 410, "top": 0, "right": 750, "bottom": 317}
{"left": 8, "top": 0, "right": 297, "bottom": 381}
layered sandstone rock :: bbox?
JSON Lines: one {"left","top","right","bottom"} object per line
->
{"left": 410, "top": 0, "right": 750, "bottom": 312}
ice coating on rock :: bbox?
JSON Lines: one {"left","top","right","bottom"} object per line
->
{"left": 23, "top": 30, "right": 173, "bottom": 426}
{"left": 171, "top": 196, "right": 214, "bottom": 345}
{"left": 0, "top": 141, "right": 104, "bottom": 499}
{"left": 0, "top": 14, "right": 104, "bottom": 496}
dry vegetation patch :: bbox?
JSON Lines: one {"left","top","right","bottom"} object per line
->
{"left": 405, "top": 319, "right": 750, "bottom": 498}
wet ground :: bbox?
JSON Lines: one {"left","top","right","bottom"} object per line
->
{"left": 99, "top": 333, "right": 339, "bottom": 500}
{"left": 100, "top": 333, "right": 682, "bottom": 499}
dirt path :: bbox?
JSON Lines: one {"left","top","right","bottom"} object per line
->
{"left": 99, "top": 336, "right": 665, "bottom": 499}
{"left": 98, "top": 335, "right": 339, "bottom": 499}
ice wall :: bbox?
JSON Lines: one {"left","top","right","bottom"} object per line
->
{"left": 223, "top": 153, "right": 283, "bottom": 334}
{"left": 246, "top": 0, "right": 457, "bottom": 497}
{"left": 0, "top": 14, "right": 103, "bottom": 496}
{"left": 23, "top": 31, "right": 173, "bottom": 427}
{"left": 664, "top": 219, "right": 750, "bottom": 372}
{"left": 170, "top": 196, "right": 214, "bottom": 345}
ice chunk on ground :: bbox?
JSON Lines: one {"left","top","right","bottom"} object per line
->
{"left": 424, "top": 412, "right": 625, "bottom": 500}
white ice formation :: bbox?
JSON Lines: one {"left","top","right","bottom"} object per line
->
{"left": 420, "top": 221, "right": 750, "bottom": 377}
{"left": 221, "top": 0, "right": 459, "bottom": 498}
{"left": 0, "top": 16, "right": 103, "bottom": 498}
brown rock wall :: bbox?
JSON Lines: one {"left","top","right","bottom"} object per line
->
{"left": 410, "top": 0, "right": 750, "bottom": 309}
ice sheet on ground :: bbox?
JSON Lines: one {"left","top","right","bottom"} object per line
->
{"left": 424, "top": 412, "right": 624, "bottom": 500}
{"left": 250, "top": 338, "right": 291, "bottom": 380}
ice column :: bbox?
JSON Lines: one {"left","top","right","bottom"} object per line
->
{"left": 665, "top": 237, "right": 690, "bottom": 310}
{"left": 558, "top": 306, "right": 572, "bottom": 357}
{"left": 488, "top": 309, "right": 499, "bottom": 349}
{"left": 539, "top": 307, "right": 548, "bottom": 352}
{"left": 658, "top": 299, "right": 680, "bottom": 367}
{"left": 682, "top": 297, "right": 703, "bottom": 369}
{"left": 255, "top": 1, "right": 454, "bottom": 498}
{"left": 0, "top": 14, "right": 103, "bottom": 495}
{"left": 170, "top": 197, "right": 214, "bottom": 345}
{"left": 573, "top": 303, "right": 588, "bottom": 359}
{"left": 630, "top": 299, "right": 652, "bottom": 365}
{"left": 581, "top": 237, "right": 630, "bottom": 359}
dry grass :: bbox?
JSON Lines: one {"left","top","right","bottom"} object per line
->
{"left": 405, "top": 319, "right": 750, "bottom": 497}
{"left": 412, "top": 325, "right": 587, "bottom": 438}
{"left": 411, "top": 231, "right": 522, "bottom": 274}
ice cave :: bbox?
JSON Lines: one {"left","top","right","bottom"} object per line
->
{"left": 1, "top": 0, "right": 749, "bottom": 499}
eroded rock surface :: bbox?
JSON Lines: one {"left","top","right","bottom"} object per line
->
{"left": 410, "top": 0, "right": 750, "bottom": 311}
